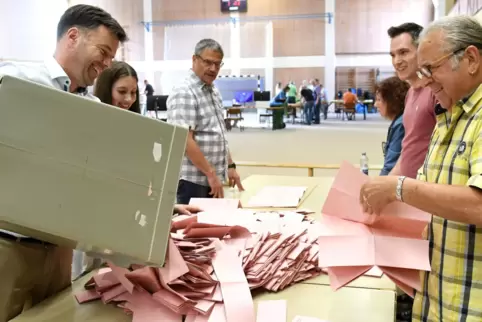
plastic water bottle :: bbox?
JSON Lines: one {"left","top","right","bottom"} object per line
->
{"left": 360, "top": 152, "right": 369, "bottom": 175}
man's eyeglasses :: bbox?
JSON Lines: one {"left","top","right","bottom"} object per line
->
{"left": 196, "top": 55, "right": 224, "bottom": 69}
{"left": 417, "top": 48, "right": 465, "bottom": 79}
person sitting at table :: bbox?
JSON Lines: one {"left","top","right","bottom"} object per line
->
{"left": 270, "top": 85, "right": 289, "bottom": 107}
{"left": 342, "top": 88, "right": 358, "bottom": 120}
{"left": 374, "top": 76, "right": 409, "bottom": 175}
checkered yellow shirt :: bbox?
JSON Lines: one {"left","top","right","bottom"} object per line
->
{"left": 413, "top": 84, "right": 482, "bottom": 322}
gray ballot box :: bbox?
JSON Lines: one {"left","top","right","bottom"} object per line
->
{"left": 0, "top": 75, "right": 188, "bottom": 267}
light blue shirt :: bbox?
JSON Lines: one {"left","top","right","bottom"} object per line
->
{"left": 0, "top": 57, "right": 99, "bottom": 238}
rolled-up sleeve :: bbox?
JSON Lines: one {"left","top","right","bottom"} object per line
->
{"left": 166, "top": 89, "right": 197, "bottom": 130}
{"left": 468, "top": 128, "right": 482, "bottom": 190}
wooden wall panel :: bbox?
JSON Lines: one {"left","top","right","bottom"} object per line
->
{"left": 152, "top": 0, "right": 225, "bottom": 21}
{"left": 273, "top": 19, "right": 325, "bottom": 56}
{"left": 335, "top": 68, "right": 355, "bottom": 94}
{"left": 159, "top": 24, "right": 231, "bottom": 60}
{"left": 244, "top": 0, "right": 325, "bottom": 16}
{"left": 335, "top": 67, "right": 377, "bottom": 94}
{"left": 335, "top": 0, "right": 433, "bottom": 54}
{"left": 274, "top": 68, "right": 325, "bottom": 90}
{"left": 153, "top": 0, "right": 326, "bottom": 21}
{"left": 69, "top": 0, "right": 145, "bottom": 61}
{"left": 240, "top": 22, "right": 267, "bottom": 58}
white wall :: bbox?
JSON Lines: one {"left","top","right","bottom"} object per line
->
{"left": 0, "top": 0, "right": 68, "bottom": 61}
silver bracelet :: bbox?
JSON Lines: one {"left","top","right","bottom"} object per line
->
{"left": 396, "top": 176, "right": 407, "bottom": 201}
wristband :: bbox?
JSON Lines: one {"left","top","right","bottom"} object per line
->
{"left": 396, "top": 176, "right": 406, "bottom": 201}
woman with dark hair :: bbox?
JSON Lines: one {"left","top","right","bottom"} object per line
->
{"left": 375, "top": 76, "right": 410, "bottom": 176}
{"left": 94, "top": 62, "right": 201, "bottom": 216}
{"left": 94, "top": 61, "right": 141, "bottom": 114}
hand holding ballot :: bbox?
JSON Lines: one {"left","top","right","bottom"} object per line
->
{"left": 359, "top": 175, "right": 399, "bottom": 215}
{"left": 318, "top": 162, "right": 432, "bottom": 296}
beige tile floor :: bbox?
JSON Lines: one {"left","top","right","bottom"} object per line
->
{"left": 226, "top": 113, "right": 389, "bottom": 179}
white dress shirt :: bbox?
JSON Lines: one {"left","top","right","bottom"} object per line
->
{"left": 0, "top": 56, "right": 100, "bottom": 279}
{"left": 0, "top": 56, "right": 99, "bottom": 101}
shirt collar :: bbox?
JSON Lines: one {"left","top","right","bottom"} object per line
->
{"left": 44, "top": 56, "right": 87, "bottom": 95}
{"left": 434, "top": 84, "right": 482, "bottom": 115}
{"left": 461, "top": 84, "right": 482, "bottom": 113}
{"left": 44, "top": 56, "right": 69, "bottom": 82}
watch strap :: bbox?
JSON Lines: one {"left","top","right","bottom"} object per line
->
{"left": 228, "top": 163, "right": 236, "bottom": 169}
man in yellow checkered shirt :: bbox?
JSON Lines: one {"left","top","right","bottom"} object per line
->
{"left": 360, "top": 15, "right": 482, "bottom": 321}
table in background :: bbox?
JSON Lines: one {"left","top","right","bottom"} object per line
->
{"left": 329, "top": 99, "right": 374, "bottom": 120}
{"left": 13, "top": 272, "right": 395, "bottom": 322}
{"left": 237, "top": 174, "right": 397, "bottom": 292}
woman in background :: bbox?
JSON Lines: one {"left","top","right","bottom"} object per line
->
{"left": 375, "top": 76, "right": 410, "bottom": 175}
{"left": 94, "top": 61, "right": 141, "bottom": 114}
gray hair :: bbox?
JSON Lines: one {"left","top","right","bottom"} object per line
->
{"left": 194, "top": 39, "right": 224, "bottom": 57}
{"left": 421, "top": 15, "right": 482, "bottom": 68}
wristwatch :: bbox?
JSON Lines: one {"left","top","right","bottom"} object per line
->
{"left": 228, "top": 163, "right": 236, "bottom": 169}
{"left": 396, "top": 176, "right": 406, "bottom": 201}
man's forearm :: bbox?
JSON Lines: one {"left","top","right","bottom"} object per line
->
{"left": 402, "top": 178, "right": 482, "bottom": 226}
{"left": 185, "top": 136, "right": 214, "bottom": 176}
{"left": 227, "top": 151, "right": 233, "bottom": 165}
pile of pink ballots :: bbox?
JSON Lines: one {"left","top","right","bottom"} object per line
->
{"left": 75, "top": 203, "right": 322, "bottom": 321}
{"left": 318, "top": 161, "right": 432, "bottom": 297}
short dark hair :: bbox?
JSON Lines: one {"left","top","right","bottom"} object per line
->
{"left": 94, "top": 61, "right": 140, "bottom": 114}
{"left": 387, "top": 23, "right": 423, "bottom": 45}
{"left": 57, "top": 5, "right": 128, "bottom": 42}
{"left": 283, "top": 85, "right": 290, "bottom": 92}
{"left": 375, "top": 76, "right": 410, "bottom": 119}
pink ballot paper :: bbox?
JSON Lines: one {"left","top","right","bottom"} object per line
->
{"left": 318, "top": 161, "right": 432, "bottom": 297}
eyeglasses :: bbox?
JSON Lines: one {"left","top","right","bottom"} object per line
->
{"left": 417, "top": 48, "right": 465, "bottom": 79}
{"left": 196, "top": 55, "right": 224, "bottom": 69}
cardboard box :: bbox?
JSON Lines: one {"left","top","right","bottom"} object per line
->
{"left": 0, "top": 75, "right": 188, "bottom": 266}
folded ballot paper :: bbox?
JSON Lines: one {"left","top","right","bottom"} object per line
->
{"left": 0, "top": 75, "right": 188, "bottom": 266}
{"left": 318, "top": 161, "right": 432, "bottom": 296}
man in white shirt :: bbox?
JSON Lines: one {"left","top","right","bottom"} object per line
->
{"left": 0, "top": 5, "right": 126, "bottom": 321}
